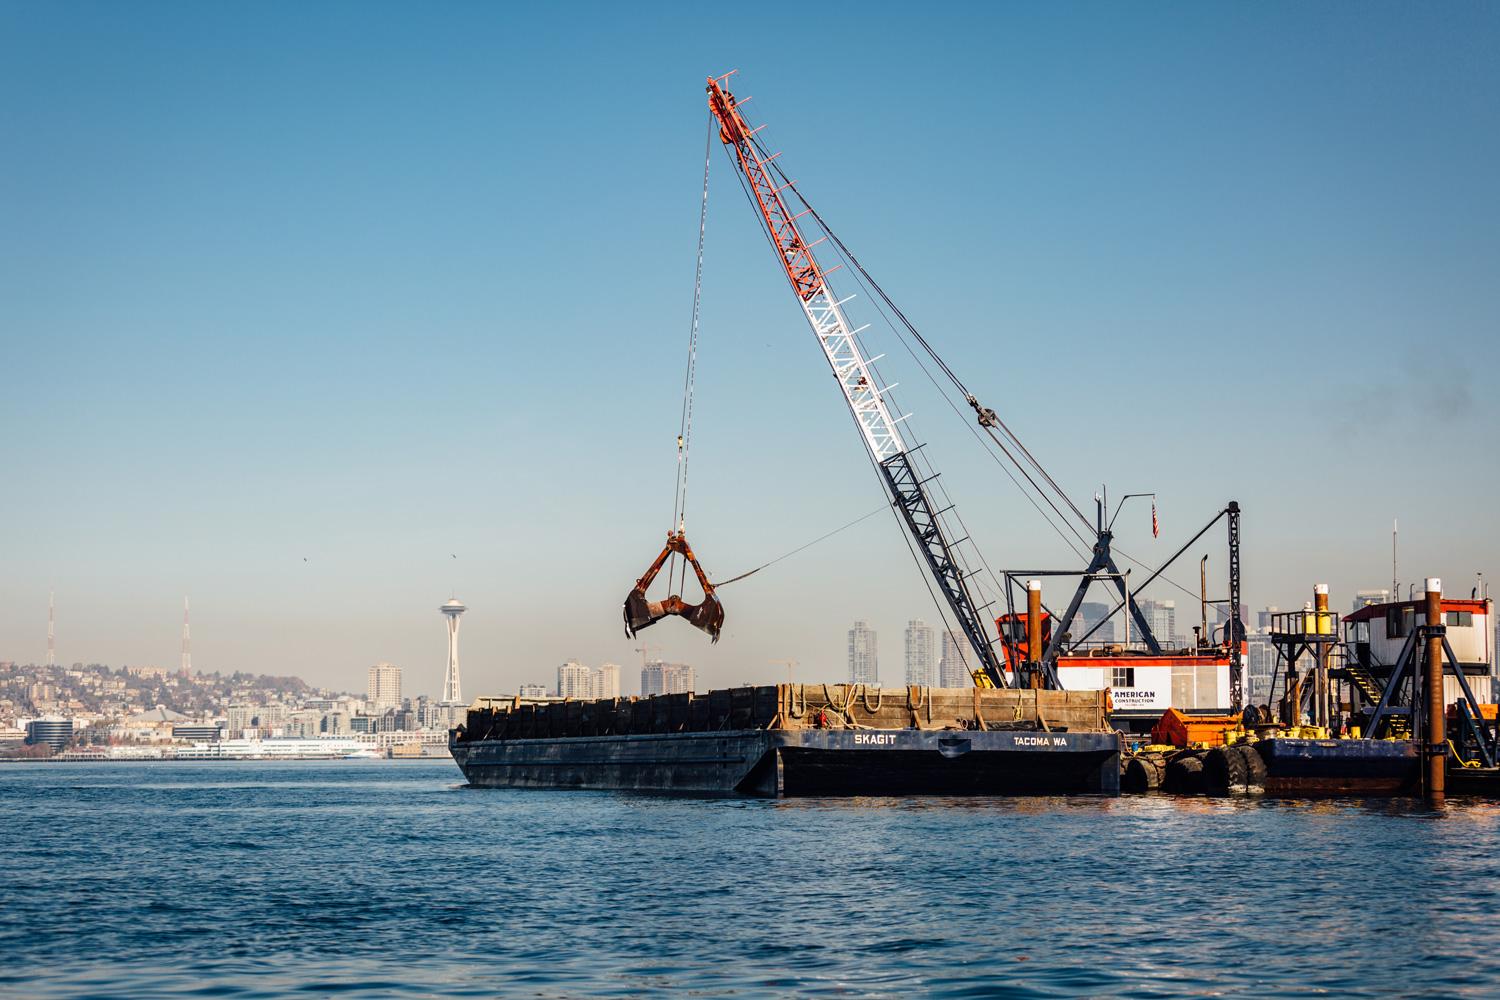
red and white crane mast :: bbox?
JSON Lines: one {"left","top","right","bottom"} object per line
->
{"left": 705, "top": 75, "right": 906, "bottom": 464}
{"left": 706, "top": 73, "right": 1024, "bottom": 689}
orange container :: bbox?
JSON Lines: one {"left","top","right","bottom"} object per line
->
{"left": 1151, "top": 708, "right": 1242, "bottom": 747}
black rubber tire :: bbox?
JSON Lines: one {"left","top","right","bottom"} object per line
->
{"left": 1165, "top": 753, "right": 1206, "bottom": 794}
{"left": 1178, "top": 755, "right": 1206, "bottom": 795}
{"left": 1203, "top": 745, "right": 1249, "bottom": 795}
{"left": 1163, "top": 754, "right": 1186, "bottom": 792}
{"left": 1235, "top": 743, "right": 1268, "bottom": 788}
{"left": 1143, "top": 754, "right": 1166, "bottom": 790}
{"left": 1122, "top": 754, "right": 1165, "bottom": 793}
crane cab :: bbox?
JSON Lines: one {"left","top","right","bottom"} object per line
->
{"left": 996, "top": 612, "right": 1053, "bottom": 672}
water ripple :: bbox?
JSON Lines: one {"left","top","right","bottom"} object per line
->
{"left": 3, "top": 761, "right": 1499, "bottom": 997}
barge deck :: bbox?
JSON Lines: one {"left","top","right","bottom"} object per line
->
{"left": 451, "top": 684, "right": 1120, "bottom": 797}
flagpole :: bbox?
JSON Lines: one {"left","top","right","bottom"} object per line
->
{"left": 1107, "top": 492, "right": 1157, "bottom": 533}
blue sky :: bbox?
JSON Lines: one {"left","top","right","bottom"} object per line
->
{"left": 3, "top": 1, "right": 1497, "bottom": 696}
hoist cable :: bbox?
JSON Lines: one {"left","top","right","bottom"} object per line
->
{"left": 823, "top": 233, "right": 1086, "bottom": 592}
{"left": 768, "top": 146, "right": 1091, "bottom": 559}
{"left": 839, "top": 248, "right": 1092, "bottom": 559}
{"left": 752, "top": 135, "right": 1093, "bottom": 533}
{"left": 672, "top": 115, "right": 713, "bottom": 534}
{"left": 669, "top": 115, "right": 714, "bottom": 596}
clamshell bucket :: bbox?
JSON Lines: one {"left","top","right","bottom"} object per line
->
{"left": 623, "top": 531, "right": 724, "bottom": 643}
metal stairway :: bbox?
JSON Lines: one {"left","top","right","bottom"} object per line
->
{"left": 1335, "top": 660, "right": 1385, "bottom": 705}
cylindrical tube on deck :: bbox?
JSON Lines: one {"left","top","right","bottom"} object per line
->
{"left": 1425, "top": 577, "right": 1445, "bottom": 802}
{"left": 1027, "top": 579, "right": 1043, "bottom": 690}
{"left": 1315, "top": 584, "right": 1331, "bottom": 728}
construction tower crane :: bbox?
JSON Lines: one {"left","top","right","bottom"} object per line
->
{"left": 706, "top": 72, "right": 1041, "bottom": 689}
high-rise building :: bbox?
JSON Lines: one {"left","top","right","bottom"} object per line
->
{"left": 286, "top": 709, "right": 322, "bottom": 739}
{"left": 1257, "top": 607, "right": 1280, "bottom": 631}
{"left": 226, "top": 704, "right": 256, "bottom": 737}
{"left": 1075, "top": 601, "right": 1115, "bottom": 646}
{"left": 439, "top": 598, "right": 467, "bottom": 705}
{"left": 848, "top": 620, "right": 878, "bottom": 685}
{"left": 938, "top": 630, "right": 975, "bottom": 688}
{"left": 557, "top": 661, "right": 593, "bottom": 700}
{"left": 1137, "top": 600, "right": 1178, "bottom": 648}
{"left": 367, "top": 663, "right": 402, "bottom": 713}
{"left": 1351, "top": 589, "right": 1391, "bottom": 613}
{"left": 1245, "top": 633, "right": 1278, "bottom": 707}
{"left": 518, "top": 683, "right": 550, "bottom": 699}
{"left": 640, "top": 661, "right": 695, "bottom": 696}
{"left": 904, "top": 619, "right": 936, "bottom": 686}
{"left": 595, "top": 663, "right": 621, "bottom": 699}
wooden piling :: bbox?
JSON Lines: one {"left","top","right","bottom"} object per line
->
{"left": 1425, "top": 577, "right": 1445, "bottom": 803}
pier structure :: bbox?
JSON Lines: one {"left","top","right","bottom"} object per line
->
{"left": 1265, "top": 587, "right": 1340, "bottom": 729}
{"left": 440, "top": 598, "right": 466, "bottom": 705}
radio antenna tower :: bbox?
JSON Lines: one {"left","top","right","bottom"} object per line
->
{"left": 439, "top": 598, "right": 467, "bottom": 704}
{"left": 182, "top": 597, "right": 192, "bottom": 674}
{"left": 47, "top": 589, "right": 55, "bottom": 666}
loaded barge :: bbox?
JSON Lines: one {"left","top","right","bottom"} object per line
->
{"left": 450, "top": 684, "right": 1120, "bottom": 797}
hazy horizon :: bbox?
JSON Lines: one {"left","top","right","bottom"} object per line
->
{"left": 4, "top": 2, "right": 1497, "bottom": 698}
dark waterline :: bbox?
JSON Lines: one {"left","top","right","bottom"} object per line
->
{"left": 3, "top": 760, "right": 1497, "bottom": 998}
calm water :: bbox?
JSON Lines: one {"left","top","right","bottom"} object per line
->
{"left": 3, "top": 760, "right": 1498, "bottom": 998}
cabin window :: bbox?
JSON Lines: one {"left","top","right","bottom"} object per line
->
{"left": 1446, "top": 611, "right": 1473, "bottom": 628}
{"left": 1112, "top": 667, "right": 1135, "bottom": 688}
{"left": 1387, "top": 607, "right": 1413, "bottom": 639}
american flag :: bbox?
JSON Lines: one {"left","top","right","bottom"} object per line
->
{"left": 1151, "top": 500, "right": 1159, "bottom": 538}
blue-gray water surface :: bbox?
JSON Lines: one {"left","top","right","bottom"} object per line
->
{"left": 3, "top": 760, "right": 1498, "bottom": 998}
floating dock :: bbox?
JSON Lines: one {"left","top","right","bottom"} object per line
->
{"left": 1124, "top": 736, "right": 1426, "bottom": 797}
{"left": 450, "top": 685, "right": 1120, "bottom": 797}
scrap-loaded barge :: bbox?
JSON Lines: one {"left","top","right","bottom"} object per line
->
{"left": 451, "top": 685, "right": 1119, "bottom": 797}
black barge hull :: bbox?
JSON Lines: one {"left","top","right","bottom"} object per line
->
{"left": 1257, "top": 738, "right": 1419, "bottom": 797}
{"left": 450, "top": 728, "right": 1121, "bottom": 797}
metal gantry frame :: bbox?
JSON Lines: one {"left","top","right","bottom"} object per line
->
{"left": 1363, "top": 626, "right": 1498, "bottom": 766}
{"left": 705, "top": 72, "right": 1013, "bottom": 688}
{"left": 1011, "top": 500, "right": 1246, "bottom": 710}
{"left": 1263, "top": 609, "right": 1340, "bottom": 727}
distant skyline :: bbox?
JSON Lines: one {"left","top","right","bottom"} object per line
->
{"left": 3, "top": 3, "right": 1497, "bottom": 694}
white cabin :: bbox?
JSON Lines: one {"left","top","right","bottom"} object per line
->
{"left": 1345, "top": 597, "right": 1494, "bottom": 705}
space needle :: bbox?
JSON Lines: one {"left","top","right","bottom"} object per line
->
{"left": 439, "top": 598, "right": 466, "bottom": 705}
